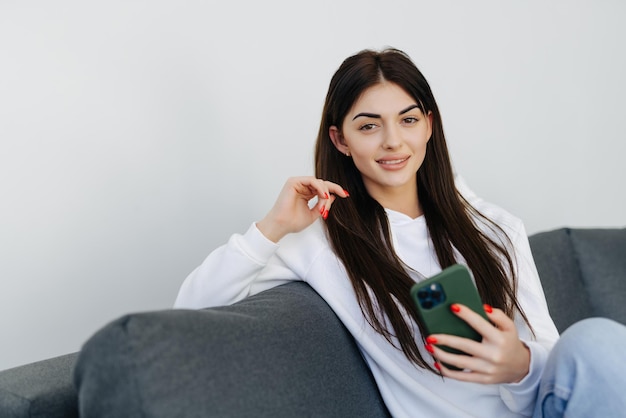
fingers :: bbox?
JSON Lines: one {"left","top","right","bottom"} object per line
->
{"left": 292, "top": 177, "right": 348, "bottom": 221}
{"left": 480, "top": 305, "right": 516, "bottom": 332}
{"left": 426, "top": 340, "right": 485, "bottom": 374}
{"left": 258, "top": 177, "right": 350, "bottom": 243}
{"left": 426, "top": 304, "right": 531, "bottom": 384}
{"left": 290, "top": 177, "right": 348, "bottom": 200}
{"left": 432, "top": 358, "right": 495, "bottom": 384}
{"left": 318, "top": 194, "right": 335, "bottom": 220}
{"left": 312, "top": 178, "right": 350, "bottom": 202}
{"left": 424, "top": 304, "right": 489, "bottom": 374}
{"left": 449, "top": 303, "right": 498, "bottom": 338}
{"left": 426, "top": 304, "right": 499, "bottom": 360}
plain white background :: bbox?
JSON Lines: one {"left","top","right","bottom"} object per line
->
{"left": 1, "top": 0, "right": 624, "bottom": 371}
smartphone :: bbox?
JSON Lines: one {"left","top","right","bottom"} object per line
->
{"left": 410, "top": 264, "right": 488, "bottom": 368}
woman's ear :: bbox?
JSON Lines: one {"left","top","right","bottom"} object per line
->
{"left": 329, "top": 126, "right": 350, "bottom": 156}
{"left": 427, "top": 111, "right": 434, "bottom": 142}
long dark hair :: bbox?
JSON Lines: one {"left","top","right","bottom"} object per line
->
{"left": 315, "top": 48, "right": 531, "bottom": 372}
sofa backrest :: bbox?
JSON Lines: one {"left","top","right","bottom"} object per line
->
{"left": 529, "top": 227, "right": 626, "bottom": 332}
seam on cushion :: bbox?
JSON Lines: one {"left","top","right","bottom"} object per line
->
{"left": 565, "top": 228, "right": 595, "bottom": 308}
{"left": 565, "top": 228, "right": 582, "bottom": 281}
{"left": 120, "top": 316, "right": 147, "bottom": 418}
{"left": 0, "top": 387, "right": 30, "bottom": 403}
{"left": 0, "top": 388, "right": 32, "bottom": 417}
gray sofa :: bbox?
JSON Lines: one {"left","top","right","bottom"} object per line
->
{"left": 1, "top": 227, "right": 625, "bottom": 417}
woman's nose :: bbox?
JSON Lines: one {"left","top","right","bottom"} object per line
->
{"left": 382, "top": 125, "right": 402, "bottom": 149}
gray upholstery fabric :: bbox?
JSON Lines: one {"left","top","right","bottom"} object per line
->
{"left": 529, "top": 228, "right": 594, "bottom": 332}
{"left": 0, "top": 353, "right": 78, "bottom": 418}
{"left": 569, "top": 228, "right": 626, "bottom": 325}
{"left": 74, "top": 281, "right": 390, "bottom": 418}
{"left": 529, "top": 228, "right": 626, "bottom": 332}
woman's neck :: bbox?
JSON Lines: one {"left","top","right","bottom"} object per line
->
{"left": 371, "top": 188, "right": 422, "bottom": 219}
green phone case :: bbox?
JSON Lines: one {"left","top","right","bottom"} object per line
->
{"left": 410, "top": 264, "right": 488, "bottom": 363}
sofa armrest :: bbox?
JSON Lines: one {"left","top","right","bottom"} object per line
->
{"left": 0, "top": 353, "right": 78, "bottom": 418}
{"left": 74, "top": 282, "right": 390, "bottom": 418}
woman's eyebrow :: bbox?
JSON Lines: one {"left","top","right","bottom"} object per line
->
{"left": 352, "top": 112, "right": 380, "bottom": 121}
{"left": 352, "top": 104, "right": 421, "bottom": 121}
{"left": 399, "top": 104, "right": 420, "bottom": 115}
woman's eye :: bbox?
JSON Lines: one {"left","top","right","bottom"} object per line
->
{"left": 403, "top": 117, "right": 418, "bottom": 124}
{"left": 359, "top": 123, "right": 377, "bottom": 131}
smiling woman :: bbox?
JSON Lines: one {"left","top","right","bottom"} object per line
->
{"left": 329, "top": 83, "right": 432, "bottom": 217}
{"left": 170, "top": 48, "right": 626, "bottom": 418}
{"left": 311, "top": 48, "right": 537, "bottom": 382}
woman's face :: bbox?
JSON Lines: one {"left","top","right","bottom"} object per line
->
{"left": 329, "top": 81, "right": 432, "bottom": 204}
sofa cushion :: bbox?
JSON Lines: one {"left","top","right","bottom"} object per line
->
{"left": 0, "top": 353, "right": 78, "bottom": 418}
{"left": 529, "top": 228, "right": 594, "bottom": 332}
{"left": 74, "top": 281, "right": 390, "bottom": 418}
{"left": 569, "top": 228, "right": 626, "bottom": 325}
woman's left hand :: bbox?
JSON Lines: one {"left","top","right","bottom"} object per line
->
{"left": 426, "top": 304, "right": 530, "bottom": 384}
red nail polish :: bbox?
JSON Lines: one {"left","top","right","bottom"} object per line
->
{"left": 323, "top": 209, "right": 329, "bottom": 220}
{"left": 426, "top": 336, "right": 438, "bottom": 344}
{"left": 320, "top": 206, "right": 325, "bottom": 215}
{"left": 324, "top": 192, "right": 329, "bottom": 199}
{"left": 425, "top": 344, "right": 434, "bottom": 354}
{"left": 450, "top": 304, "right": 461, "bottom": 313}
{"left": 343, "top": 189, "right": 350, "bottom": 197}
{"left": 483, "top": 304, "right": 493, "bottom": 313}
{"left": 434, "top": 362, "right": 441, "bottom": 371}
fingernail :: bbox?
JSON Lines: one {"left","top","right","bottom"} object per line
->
{"left": 323, "top": 209, "right": 329, "bottom": 220}
{"left": 426, "top": 336, "right": 438, "bottom": 344}
{"left": 343, "top": 189, "right": 350, "bottom": 197}
{"left": 320, "top": 206, "right": 325, "bottom": 215}
{"left": 483, "top": 304, "right": 493, "bottom": 313}
{"left": 450, "top": 304, "right": 461, "bottom": 313}
{"left": 434, "top": 362, "right": 441, "bottom": 371}
{"left": 425, "top": 344, "right": 434, "bottom": 354}
{"left": 324, "top": 192, "right": 329, "bottom": 199}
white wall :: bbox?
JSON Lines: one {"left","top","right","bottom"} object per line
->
{"left": 1, "top": 0, "right": 624, "bottom": 371}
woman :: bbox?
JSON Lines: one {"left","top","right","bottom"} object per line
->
{"left": 175, "top": 48, "right": 623, "bottom": 417}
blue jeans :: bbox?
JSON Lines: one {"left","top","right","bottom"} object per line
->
{"left": 533, "top": 317, "right": 626, "bottom": 418}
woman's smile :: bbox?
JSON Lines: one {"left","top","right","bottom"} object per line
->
{"left": 376, "top": 155, "right": 411, "bottom": 170}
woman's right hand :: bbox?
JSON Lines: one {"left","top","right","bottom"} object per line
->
{"left": 256, "top": 177, "right": 349, "bottom": 243}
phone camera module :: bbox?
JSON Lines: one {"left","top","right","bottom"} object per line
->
{"left": 417, "top": 283, "right": 446, "bottom": 310}
{"left": 417, "top": 290, "right": 429, "bottom": 300}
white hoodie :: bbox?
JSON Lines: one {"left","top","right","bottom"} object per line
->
{"left": 174, "top": 178, "right": 559, "bottom": 418}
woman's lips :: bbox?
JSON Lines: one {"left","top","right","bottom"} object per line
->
{"left": 376, "top": 156, "right": 410, "bottom": 169}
